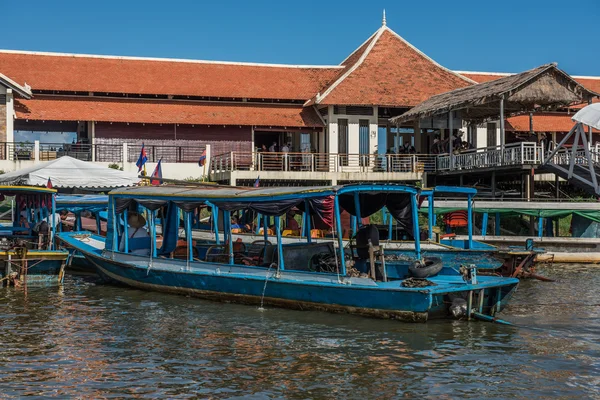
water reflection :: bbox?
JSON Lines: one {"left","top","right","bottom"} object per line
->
{"left": 0, "top": 265, "right": 598, "bottom": 398}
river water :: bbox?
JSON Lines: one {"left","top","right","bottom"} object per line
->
{"left": 1, "top": 264, "right": 598, "bottom": 399}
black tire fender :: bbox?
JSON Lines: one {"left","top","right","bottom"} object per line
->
{"left": 409, "top": 257, "right": 443, "bottom": 278}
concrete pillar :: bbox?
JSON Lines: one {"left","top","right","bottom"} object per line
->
{"left": 205, "top": 144, "right": 212, "bottom": 175}
{"left": 5, "top": 88, "right": 14, "bottom": 143}
{"left": 327, "top": 120, "right": 338, "bottom": 172}
{"left": 369, "top": 106, "right": 378, "bottom": 156}
{"left": 34, "top": 140, "right": 40, "bottom": 162}
{"left": 122, "top": 143, "right": 128, "bottom": 169}
{"left": 89, "top": 121, "right": 96, "bottom": 162}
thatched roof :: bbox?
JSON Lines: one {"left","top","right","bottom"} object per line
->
{"left": 392, "top": 63, "right": 599, "bottom": 124}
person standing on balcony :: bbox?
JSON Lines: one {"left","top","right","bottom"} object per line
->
{"left": 402, "top": 141, "right": 416, "bottom": 154}
{"left": 430, "top": 137, "right": 442, "bottom": 154}
{"left": 269, "top": 142, "right": 277, "bottom": 152}
{"left": 539, "top": 133, "right": 548, "bottom": 155}
{"left": 281, "top": 143, "right": 290, "bottom": 170}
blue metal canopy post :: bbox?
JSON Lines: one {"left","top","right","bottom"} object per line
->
{"left": 225, "top": 210, "right": 233, "bottom": 264}
{"left": 353, "top": 192, "right": 362, "bottom": 230}
{"left": 411, "top": 194, "right": 421, "bottom": 260}
{"left": 467, "top": 194, "right": 473, "bottom": 249}
{"left": 334, "top": 196, "right": 347, "bottom": 276}
{"left": 51, "top": 195, "right": 56, "bottom": 250}
{"left": 428, "top": 193, "right": 434, "bottom": 240}
{"left": 482, "top": 212, "right": 489, "bottom": 236}
{"left": 304, "top": 200, "right": 312, "bottom": 244}
{"left": 275, "top": 215, "right": 284, "bottom": 271}
{"left": 150, "top": 210, "right": 157, "bottom": 258}
{"left": 123, "top": 209, "right": 129, "bottom": 253}
{"left": 186, "top": 211, "right": 193, "bottom": 261}
{"left": 210, "top": 204, "right": 220, "bottom": 245}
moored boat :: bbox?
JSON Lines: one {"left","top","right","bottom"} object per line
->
{"left": 55, "top": 194, "right": 108, "bottom": 273}
{"left": 0, "top": 186, "right": 69, "bottom": 286}
{"left": 59, "top": 184, "right": 518, "bottom": 322}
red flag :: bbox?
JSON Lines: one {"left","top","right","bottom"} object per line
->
{"left": 150, "top": 159, "right": 163, "bottom": 186}
{"left": 47, "top": 178, "right": 53, "bottom": 189}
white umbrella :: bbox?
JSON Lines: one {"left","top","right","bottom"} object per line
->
{"left": 572, "top": 103, "right": 600, "bottom": 130}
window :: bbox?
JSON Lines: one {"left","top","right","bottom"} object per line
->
{"left": 338, "top": 119, "right": 348, "bottom": 166}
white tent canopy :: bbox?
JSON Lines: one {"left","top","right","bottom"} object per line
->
{"left": 572, "top": 103, "right": 600, "bottom": 130}
{"left": 0, "top": 156, "right": 140, "bottom": 189}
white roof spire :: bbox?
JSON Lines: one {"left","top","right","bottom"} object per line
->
{"left": 382, "top": 9, "right": 387, "bottom": 26}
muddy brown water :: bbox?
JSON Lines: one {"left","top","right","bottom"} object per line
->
{"left": 0, "top": 264, "right": 598, "bottom": 398}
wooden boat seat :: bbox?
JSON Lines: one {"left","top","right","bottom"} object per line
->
{"left": 444, "top": 211, "right": 468, "bottom": 228}
{"left": 440, "top": 233, "right": 456, "bottom": 239}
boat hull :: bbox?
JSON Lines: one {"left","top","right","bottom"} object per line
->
{"left": 0, "top": 250, "right": 69, "bottom": 286}
{"left": 61, "top": 233, "right": 518, "bottom": 323}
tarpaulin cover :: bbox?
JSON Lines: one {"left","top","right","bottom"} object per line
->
{"left": 297, "top": 196, "right": 334, "bottom": 228}
{"left": 212, "top": 198, "right": 301, "bottom": 216}
{"left": 158, "top": 202, "right": 180, "bottom": 255}
{"left": 0, "top": 156, "right": 140, "bottom": 188}
{"left": 115, "top": 198, "right": 167, "bottom": 213}
{"left": 339, "top": 193, "right": 414, "bottom": 235}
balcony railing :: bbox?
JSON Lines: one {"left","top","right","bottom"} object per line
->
{"left": 210, "top": 151, "right": 436, "bottom": 174}
{"left": 437, "top": 142, "right": 542, "bottom": 171}
{"left": 0, "top": 142, "right": 206, "bottom": 164}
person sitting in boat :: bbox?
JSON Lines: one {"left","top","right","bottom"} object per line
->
{"left": 286, "top": 210, "right": 300, "bottom": 234}
{"left": 119, "top": 212, "right": 151, "bottom": 256}
{"left": 231, "top": 216, "right": 244, "bottom": 233}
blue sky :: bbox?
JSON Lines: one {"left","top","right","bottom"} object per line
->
{"left": 2, "top": 0, "right": 599, "bottom": 75}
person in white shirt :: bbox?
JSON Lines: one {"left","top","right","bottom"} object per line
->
{"left": 119, "top": 212, "right": 150, "bottom": 256}
{"left": 41, "top": 210, "right": 68, "bottom": 231}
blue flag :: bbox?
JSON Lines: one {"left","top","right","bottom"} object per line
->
{"left": 136, "top": 144, "right": 148, "bottom": 172}
{"left": 198, "top": 149, "right": 207, "bottom": 167}
{"left": 253, "top": 176, "right": 260, "bottom": 188}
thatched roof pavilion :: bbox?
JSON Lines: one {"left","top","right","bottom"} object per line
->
{"left": 392, "top": 63, "right": 599, "bottom": 124}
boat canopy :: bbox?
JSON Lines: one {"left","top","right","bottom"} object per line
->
{"left": 106, "top": 184, "right": 421, "bottom": 258}
{"left": 0, "top": 185, "right": 57, "bottom": 196}
{"left": 56, "top": 195, "right": 108, "bottom": 213}
{"left": 109, "top": 184, "right": 418, "bottom": 218}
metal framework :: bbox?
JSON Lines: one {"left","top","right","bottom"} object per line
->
{"left": 543, "top": 122, "right": 600, "bottom": 196}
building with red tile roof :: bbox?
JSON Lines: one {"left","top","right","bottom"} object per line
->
{"left": 0, "top": 12, "right": 598, "bottom": 183}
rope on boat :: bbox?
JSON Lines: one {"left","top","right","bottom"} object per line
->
{"left": 72, "top": 233, "right": 91, "bottom": 242}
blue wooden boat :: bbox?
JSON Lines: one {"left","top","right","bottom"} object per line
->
{"left": 58, "top": 184, "right": 518, "bottom": 322}
{"left": 55, "top": 194, "right": 108, "bottom": 273}
{"left": 190, "top": 186, "right": 504, "bottom": 271}
{"left": 0, "top": 186, "right": 69, "bottom": 286}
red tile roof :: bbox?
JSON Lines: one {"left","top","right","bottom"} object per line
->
{"left": 0, "top": 51, "right": 341, "bottom": 101}
{"left": 311, "top": 27, "right": 474, "bottom": 107}
{"left": 506, "top": 113, "right": 598, "bottom": 133}
{"left": 458, "top": 72, "right": 510, "bottom": 83}
{"left": 14, "top": 96, "right": 324, "bottom": 128}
